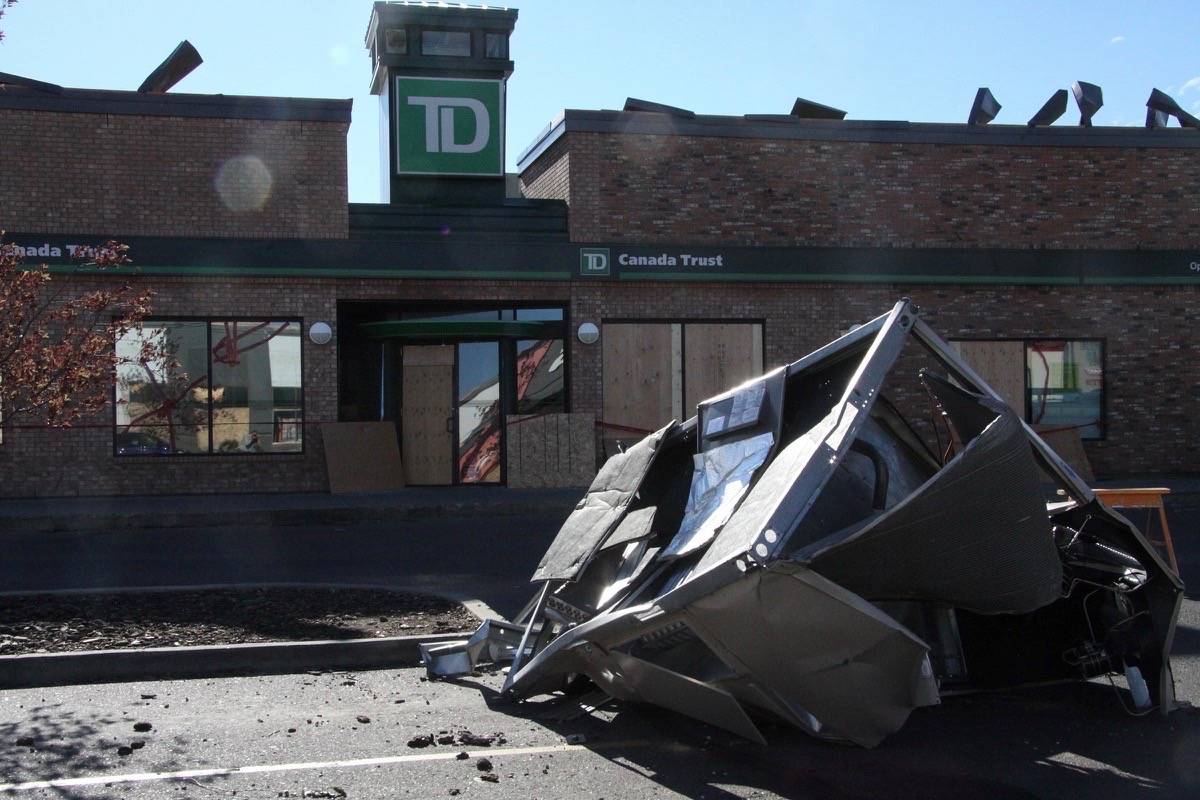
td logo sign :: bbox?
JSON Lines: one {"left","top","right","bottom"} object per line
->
{"left": 395, "top": 77, "right": 503, "bottom": 176}
{"left": 579, "top": 248, "right": 610, "bottom": 276}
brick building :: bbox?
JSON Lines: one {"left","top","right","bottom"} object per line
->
{"left": 0, "top": 1, "right": 1197, "bottom": 498}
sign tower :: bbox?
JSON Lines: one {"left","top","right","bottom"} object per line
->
{"left": 365, "top": 2, "right": 517, "bottom": 204}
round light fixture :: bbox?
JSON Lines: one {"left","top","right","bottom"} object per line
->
{"left": 577, "top": 322, "right": 600, "bottom": 345}
{"left": 308, "top": 321, "right": 333, "bottom": 345}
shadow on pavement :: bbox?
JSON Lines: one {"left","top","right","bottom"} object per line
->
{"left": 445, "top": 675, "right": 1200, "bottom": 799}
{"left": 0, "top": 703, "right": 222, "bottom": 799}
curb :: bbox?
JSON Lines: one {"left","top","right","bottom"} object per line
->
{"left": 3, "top": 498, "right": 581, "bottom": 534}
{"left": 0, "top": 632, "right": 468, "bottom": 690}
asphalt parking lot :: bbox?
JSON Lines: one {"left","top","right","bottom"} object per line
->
{"left": 0, "top": 490, "right": 1195, "bottom": 798}
{"left": 1, "top": 594, "right": 1198, "bottom": 800}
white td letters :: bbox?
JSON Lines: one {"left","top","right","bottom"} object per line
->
{"left": 407, "top": 96, "right": 490, "bottom": 154}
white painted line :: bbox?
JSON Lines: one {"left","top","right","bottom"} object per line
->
{"left": 0, "top": 743, "right": 591, "bottom": 793}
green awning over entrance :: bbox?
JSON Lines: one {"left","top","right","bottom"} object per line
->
{"left": 357, "top": 320, "right": 557, "bottom": 340}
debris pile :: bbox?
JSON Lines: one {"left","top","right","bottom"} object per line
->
{"left": 424, "top": 300, "right": 1182, "bottom": 747}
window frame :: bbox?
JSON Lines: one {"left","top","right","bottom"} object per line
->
{"left": 948, "top": 336, "right": 1107, "bottom": 441}
{"left": 113, "top": 316, "right": 306, "bottom": 458}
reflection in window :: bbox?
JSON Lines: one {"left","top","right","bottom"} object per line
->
{"left": 485, "top": 32, "right": 506, "bottom": 59}
{"left": 1027, "top": 340, "right": 1104, "bottom": 439}
{"left": 422, "top": 30, "right": 471, "bottom": 57}
{"left": 515, "top": 308, "right": 565, "bottom": 321}
{"left": 384, "top": 28, "right": 407, "bottom": 54}
{"left": 115, "top": 322, "right": 209, "bottom": 454}
{"left": 211, "top": 322, "right": 302, "bottom": 453}
{"left": 115, "top": 320, "right": 302, "bottom": 455}
{"left": 516, "top": 339, "right": 565, "bottom": 414}
{"left": 457, "top": 341, "right": 501, "bottom": 483}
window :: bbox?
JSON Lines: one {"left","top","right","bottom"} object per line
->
{"left": 1027, "top": 340, "right": 1104, "bottom": 439}
{"left": 115, "top": 320, "right": 302, "bottom": 455}
{"left": 949, "top": 338, "right": 1105, "bottom": 439}
{"left": 421, "top": 30, "right": 471, "bottom": 57}
{"left": 384, "top": 28, "right": 407, "bottom": 54}
{"left": 485, "top": 32, "right": 507, "bottom": 59}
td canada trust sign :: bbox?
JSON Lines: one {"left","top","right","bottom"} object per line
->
{"left": 394, "top": 77, "right": 504, "bottom": 176}
{"left": 579, "top": 248, "right": 726, "bottom": 277}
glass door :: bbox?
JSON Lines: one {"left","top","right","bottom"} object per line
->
{"left": 456, "top": 341, "right": 502, "bottom": 483}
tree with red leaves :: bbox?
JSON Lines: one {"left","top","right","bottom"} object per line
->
{"left": 0, "top": 2, "right": 156, "bottom": 434}
{"left": 0, "top": 239, "right": 153, "bottom": 430}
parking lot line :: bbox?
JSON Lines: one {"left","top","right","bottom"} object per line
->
{"left": 0, "top": 743, "right": 597, "bottom": 793}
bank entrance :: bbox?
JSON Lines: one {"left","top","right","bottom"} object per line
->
{"left": 338, "top": 303, "right": 567, "bottom": 486}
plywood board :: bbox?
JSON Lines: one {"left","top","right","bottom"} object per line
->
{"left": 506, "top": 412, "right": 597, "bottom": 488}
{"left": 401, "top": 345, "right": 454, "bottom": 485}
{"left": 951, "top": 340, "right": 1026, "bottom": 413}
{"left": 1034, "top": 426, "right": 1096, "bottom": 483}
{"left": 602, "top": 323, "right": 674, "bottom": 442}
{"left": 321, "top": 421, "right": 405, "bottom": 493}
{"left": 684, "top": 324, "right": 764, "bottom": 413}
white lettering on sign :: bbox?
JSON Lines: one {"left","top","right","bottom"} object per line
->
{"left": 1190, "top": 261, "right": 1200, "bottom": 272}
{"left": 6, "top": 243, "right": 109, "bottom": 260}
{"left": 406, "top": 96, "right": 490, "bottom": 154}
{"left": 617, "top": 253, "right": 725, "bottom": 267}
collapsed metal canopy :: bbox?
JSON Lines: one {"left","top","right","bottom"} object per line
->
{"left": 422, "top": 299, "right": 1183, "bottom": 748}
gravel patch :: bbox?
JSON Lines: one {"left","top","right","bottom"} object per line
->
{"left": 0, "top": 587, "right": 477, "bottom": 655}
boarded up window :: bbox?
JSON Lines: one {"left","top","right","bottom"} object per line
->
{"left": 602, "top": 322, "right": 763, "bottom": 454}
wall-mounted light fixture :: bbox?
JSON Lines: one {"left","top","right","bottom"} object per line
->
{"left": 309, "top": 321, "right": 333, "bottom": 345}
{"left": 577, "top": 322, "right": 600, "bottom": 345}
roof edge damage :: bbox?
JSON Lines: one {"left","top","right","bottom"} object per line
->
{"left": 0, "top": 81, "right": 352, "bottom": 123}
{"left": 517, "top": 107, "right": 1200, "bottom": 171}
{"left": 422, "top": 299, "right": 1182, "bottom": 748}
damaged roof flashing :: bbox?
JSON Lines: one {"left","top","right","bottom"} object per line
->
{"left": 424, "top": 299, "right": 1183, "bottom": 748}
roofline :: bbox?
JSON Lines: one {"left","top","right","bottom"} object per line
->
{"left": 0, "top": 86, "right": 352, "bottom": 123}
{"left": 517, "top": 108, "right": 1200, "bottom": 171}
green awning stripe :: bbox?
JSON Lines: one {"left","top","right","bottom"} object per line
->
{"left": 358, "top": 320, "right": 558, "bottom": 340}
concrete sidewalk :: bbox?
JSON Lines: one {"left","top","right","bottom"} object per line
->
{"left": 0, "top": 486, "right": 584, "bottom": 533}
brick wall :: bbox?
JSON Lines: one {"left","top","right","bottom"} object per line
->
{"left": 0, "top": 109, "right": 349, "bottom": 239}
{"left": 2, "top": 276, "right": 1192, "bottom": 497}
{"left": 518, "top": 137, "right": 570, "bottom": 204}
{"left": 532, "top": 131, "right": 1200, "bottom": 249}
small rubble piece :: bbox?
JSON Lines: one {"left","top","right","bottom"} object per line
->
{"left": 421, "top": 299, "right": 1185, "bottom": 749}
{"left": 437, "top": 734, "right": 456, "bottom": 745}
{"left": 475, "top": 758, "right": 493, "bottom": 772}
{"left": 15, "top": 737, "right": 34, "bottom": 747}
{"left": 456, "top": 730, "right": 500, "bottom": 747}
{"left": 301, "top": 789, "right": 346, "bottom": 799}
{"left": 116, "top": 746, "right": 133, "bottom": 757}
{"left": 140, "top": 694, "right": 157, "bottom": 700}
{"left": 132, "top": 722, "right": 153, "bottom": 733}
{"left": 565, "top": 734, "right": 587, "bottom": 744}
{"left": 407, "top": 734, "right": 435, "bottom": 748}
{"left": 479, "top": 774, "right": 499, "bottom": 784}
{"left": 130, "top": 741, "right": 146, "bottom": 750}
{"left": 449, "top": 791, "right": 460, "bottom": 796}
{"left": 355, "top": 716, "right": 371, "bottom": 724}
{"left": 455, "top": 752, "right": 470, "bottom": 761}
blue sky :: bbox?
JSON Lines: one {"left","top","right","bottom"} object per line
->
{"left": 2, "top": 1, "right": 1197, "bottom": 202}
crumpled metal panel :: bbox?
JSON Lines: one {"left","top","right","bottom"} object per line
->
{"left": 684, "top": 564, "right": 939, "bottom": 748}
{"left": 802, "top": 407, "right": 1063, "bottom": 615}
{"left": 661, "top": 431, "right": 775, "bottom": 559}
{"left": 532, "top": 422, "right": 675, "bottom": 583}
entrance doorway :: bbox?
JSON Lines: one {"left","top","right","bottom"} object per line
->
{"left": 338, "top": 302, "right": 568, "bottom": 486}
{"left": 399, "top": 342, "right": 502, "bottom": 485}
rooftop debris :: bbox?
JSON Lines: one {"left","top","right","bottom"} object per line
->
{"left": 424, "top": 299, "right": 1183, "bottom": 747}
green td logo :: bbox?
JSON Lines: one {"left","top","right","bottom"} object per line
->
{"left": 395, "top": 77, "right": 503, "bottom": 176}
{"left": 579, "top": 248, "right": 611, "bottom": 276}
